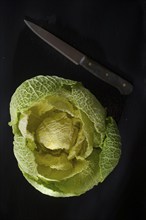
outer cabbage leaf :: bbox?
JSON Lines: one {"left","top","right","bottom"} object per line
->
{"left": 9, "top": 75, "right": 121, "bottom": 197}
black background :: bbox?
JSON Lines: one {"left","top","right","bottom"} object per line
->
{"left": 1, "top": 0, "right": 146, "bottom": 220}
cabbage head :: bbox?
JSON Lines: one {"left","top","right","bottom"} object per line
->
{"left": 9, "top": 75, "right": 121, "bottom": 197}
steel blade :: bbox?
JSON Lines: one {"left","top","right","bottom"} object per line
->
{"left": 24, "top": 20, "right": 85, "bottom": 65}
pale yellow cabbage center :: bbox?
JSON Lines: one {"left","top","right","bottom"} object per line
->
{"left": 36, "top": 112, "right": 79, "bottom": 151}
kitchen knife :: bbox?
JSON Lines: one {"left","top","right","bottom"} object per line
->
{"left": 24, "top": 20, "right": 133, "bottom": 95}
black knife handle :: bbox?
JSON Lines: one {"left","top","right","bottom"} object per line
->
{"left": 80, "top": 56, "right": 133, "bottom": 95}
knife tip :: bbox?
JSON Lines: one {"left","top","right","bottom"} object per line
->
{"left": 24, "top": 19, "right": 28, "bottom": 25}
{"left": 24, "top": 19, "right": 33, "bottom": 26}
{"left": 24, "top": 19, "right": 34, "bottom": 30}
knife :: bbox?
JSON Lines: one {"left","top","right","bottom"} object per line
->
{"left": 24, "top": 20, "right": 133, "bottom": 95}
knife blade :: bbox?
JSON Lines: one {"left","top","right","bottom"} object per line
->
{"left": 24, "top": 20, "right": 133, "bottom": 95}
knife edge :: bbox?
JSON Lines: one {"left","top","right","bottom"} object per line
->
{"left": 24, "top": 19, "right": 85, "bottom": 65}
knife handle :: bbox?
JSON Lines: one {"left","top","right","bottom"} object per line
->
{"left": 80, "top": 56, "right": 133, "bottom": 95}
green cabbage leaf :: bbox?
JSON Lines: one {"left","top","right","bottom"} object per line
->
{"left": 9, "top": 75, "right": 121, "bottom": 197}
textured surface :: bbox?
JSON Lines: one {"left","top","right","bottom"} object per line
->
{"left": 10, "top": 75, "right": 121, "bottom": 197}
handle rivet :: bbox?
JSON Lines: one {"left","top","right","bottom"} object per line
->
{"left": 88, "top": 62, "right": 92, "bottom": 66}
{"left": 105, "top": 73, "right": 109, "bottom": 77}
{"left": 123, "top": 83, "right": 126, "bottom": 87}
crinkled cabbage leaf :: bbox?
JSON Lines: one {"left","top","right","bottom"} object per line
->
{"left": 9, "top": 75, "right": 121, "bottom": 197}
